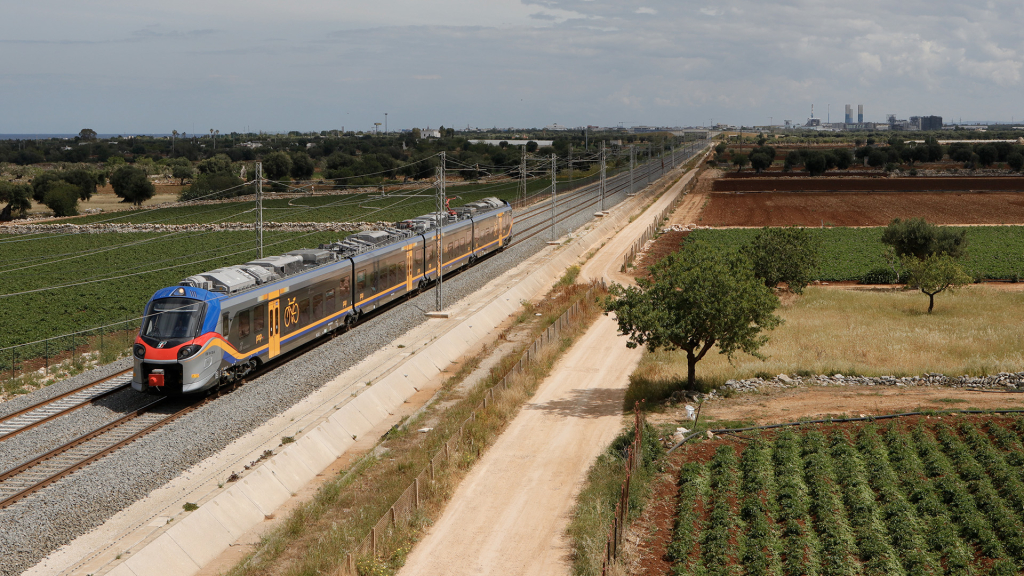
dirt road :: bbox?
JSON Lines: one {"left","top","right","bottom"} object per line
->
{"left": 580, "top": 162, "right": 703, "bottom": 287}
{"left": 396, "top": 313, "right": 642, "bottom": 576}
{"left": 397, "top": 156, "right": 715, "bottom": 576}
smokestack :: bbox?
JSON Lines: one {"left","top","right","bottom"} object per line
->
{"left": 858, "top": 104, "right": 864, "bottom": 124}
{"left": 845, "top": 104, "right": 853, "bottom": 125}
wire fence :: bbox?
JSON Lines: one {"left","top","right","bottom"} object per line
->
{"left": 601, "top": 405, "right": 645, "bottom": 575}
{"left": 1, "top": 316, "right": 142, "bottom": 389}
{"left": 335, "top": 287, "right": 599, "bottom": 575}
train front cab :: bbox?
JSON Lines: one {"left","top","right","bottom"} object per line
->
{"left": 132, "top": 287, "right": 225, "bottom": 394}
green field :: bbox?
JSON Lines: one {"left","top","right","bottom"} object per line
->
{"left": 0, "top": 230, "right": 350, "bottom": 359}
{"left": 671, "top": 418, "right": 1024, "bottom": 576}
{"left": 67, "top": 179, "right": 552, "bottom": 226}
{"left": 687, "top": 227, "right": 1024, "bottom": 281}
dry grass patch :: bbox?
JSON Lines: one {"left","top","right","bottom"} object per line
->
{"left": 630, "top": 286, "right": 1024, "bottom": 404}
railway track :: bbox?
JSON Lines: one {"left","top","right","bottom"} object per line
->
{"left": 0, "top": 370, "right": 133, "bottom": 441}
{"left": 510, "top": 158, "right": 664, "bottom": 246}
{"left": 0, "top": 144, "right": 705, "bottom": 513}
{"left": 0, "top": 397, "right": 186, "bottom": 509}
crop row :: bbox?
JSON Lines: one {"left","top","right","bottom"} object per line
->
{"left": 67, "top": 179, "right": 550, "bottom": 226}
{"left": 687, "top": 227, "right": 1024, "bottom": 281}
{"left": 0, "top": 231, "right": 346, "bottom": 359}
{"left": 668, "top": 419, "right": 1024, "bottom": 576}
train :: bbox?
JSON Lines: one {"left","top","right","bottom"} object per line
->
{"left": 132, "top": 197, "right": 513, "bottom": 394}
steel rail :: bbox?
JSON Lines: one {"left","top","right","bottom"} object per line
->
{"left": 0, "top": 369, "right": 133, "bottom": 442}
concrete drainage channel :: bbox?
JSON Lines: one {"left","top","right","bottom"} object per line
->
{"left": 16, "top": 148, "right": 710, "bottom": 576}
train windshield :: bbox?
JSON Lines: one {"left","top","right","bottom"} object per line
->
{"left": 142, "top": 298, "right": 206, "bottom": 343}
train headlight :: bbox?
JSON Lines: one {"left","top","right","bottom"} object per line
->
{"left": 177, "top": 344, "right": 202, "bottom": 360}
{"left": 133, "top": 344, "right": 146, "bottom": 359}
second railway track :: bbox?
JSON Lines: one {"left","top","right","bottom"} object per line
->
{"left": 0, "top": 370, "right": 133, "bottom": 441}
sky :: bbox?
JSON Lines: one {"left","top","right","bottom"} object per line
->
{"left": 2, "top": 0, "right": 1023, "bottom": 134}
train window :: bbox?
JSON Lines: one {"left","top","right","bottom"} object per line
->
{"left": 299, "top": 299, "right": 310, "bottom": 325}
{"left": 398, "top": 260, "right": 405, "bottom": 282}
{"left": 312, "top": 294, "right": 324, "bottom": 320}
{"left": 356, "top": 270, "right": 365, "bottom": 294}
{"left": 253, "top": 306, "right": 265, "bottom": 333}
{"left": 326, "top": 289, "right": 335, "bottom": 313}
{"left": 222, "top": 313, "right": 229, "bottom": 335}
{"left": 238, "top": 310, "right": 251, "bottom": 339}
{"left": 370, "top": 268, "right": 379, "bottom": 293}
{"left": 389, "top": 262, "right": 398, "bottom": 286}
{"left": 447, "top": 241, "right": 453, "bottom": 253}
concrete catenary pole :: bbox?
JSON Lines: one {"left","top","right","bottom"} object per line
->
{"left": 435, "top": 152, "right": 446, "bottom": 311}
{"left": 600, "top": 141, "right": 607, "bottom": 212}
{"left": 255, "top": 162, "right": 263, "bottom": 258}
{"left": 550, "top": 153, "right": 556, "bottom": 241}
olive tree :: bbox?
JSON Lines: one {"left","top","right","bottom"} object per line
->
{"left": 604, "top": 241, "right": 782, "bottom": 388}
{"left": 881, "top": 218, "right": 966, "bottom": 260}
{"left": 110, "top": 165, "right": 155, "bottom": 206}
{"left": 746, "top": 227, "right": 821, "bottom": 294}
{"left": 902, "top": 254, "right": 971, "bottom": 313}
{"left": 0, "top": 181, "right": 32, "bottom": 221}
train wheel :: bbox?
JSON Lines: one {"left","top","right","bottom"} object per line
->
{"left": 344, "top": 314, "right": 356, "bottom": 331}
{"left": 468, "top": 255, "right": 478, "bottom": 267}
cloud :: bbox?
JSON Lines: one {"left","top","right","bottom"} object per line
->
{"left": 1, "top": 0, "right": 1022, "bottom": 131}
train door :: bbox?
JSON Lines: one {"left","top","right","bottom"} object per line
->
{"left": 405, "top": 244, "right": 414, "bottom": 291}
{"left": 268, "top": 299, "right": 281, "bottom": 358}
{"left": 497, "top": 212, "right": 504, "bottom": 248}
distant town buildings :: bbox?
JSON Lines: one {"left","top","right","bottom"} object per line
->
{"left": 795, "top": 104, "right": 943, "bottom": 132}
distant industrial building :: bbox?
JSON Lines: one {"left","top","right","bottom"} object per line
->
{"left": 792, "top": 104, "right": 941, "bottom": 132}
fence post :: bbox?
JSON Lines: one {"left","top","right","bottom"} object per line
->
{"left": 372, "top": 527, "right": 377, "bottom": 557}
{"left": 390, "top": 506, "right": 396, "bottom": 528}
{"left": 415, "top": 477, "right": 420, "bottom": 509}
{"left": 430, "top": 459, "right": 435, "bottom": 480}
{"left": 45, "top": 339, "right": 48, "bottom": 376}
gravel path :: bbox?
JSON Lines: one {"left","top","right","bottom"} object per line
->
{"left": 0, "top": 149, "right": 704, "bottom": 576}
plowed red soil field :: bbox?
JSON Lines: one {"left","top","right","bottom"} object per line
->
{"left": 701, "top": 191, "right": 1024, "bottom": 226}
{"left": 713, "top": 176, "right": 1024, "bottom": 192}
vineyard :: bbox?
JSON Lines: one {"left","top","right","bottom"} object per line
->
{"left": 670, "top": 416, "right": 1024, "bottom": 576}
{"left": 687, "top": 227, "right": 1024, "bottom": 281}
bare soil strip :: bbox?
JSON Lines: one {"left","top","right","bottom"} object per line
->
{"left": 701, "top": 191, "right": 1024, "bottom": 227}
{"left": 712, "top": 176, "right": 1024, "bottom": 192}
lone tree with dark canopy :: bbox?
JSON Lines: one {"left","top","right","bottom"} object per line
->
{"left": 604, "top": 241, "right": 782, "bottom": 388}
{"left": 746, "top": 226, "right": 821, "bottom": 294}
{"left": 881, "top": 217, "right": 966, "bottom": 259}
{"left": 882, "top": 217, "right": 971, "bottom": 313}
{"left": 110, "top": 165, "right": 155, "bottom": 206}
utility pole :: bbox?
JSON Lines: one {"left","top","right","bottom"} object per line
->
{"left": 435, "top": 152, "right": 446, "bottom": 311}
{"left": 568, "top": 145, "right": 573, "bottom": 186}
{"left": 550, "top": 153, "right": 556, "bottom": 241}
{"left": 517, "top": 146, "right": 527, "bottom": 207}
{"left": 255, "top": 162, "right": 264, "bottom": 258}
{"left": 671, "top": 143, "right": 675, "bottom": 167}
{"left": 646, "top": 143, "right": 651, "bottom": 185}
{"left": 600, "top": 141, "right": 606, "bottom": 212}
{"left": 629, "top": 145, "right": 635, "bottom": 196}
